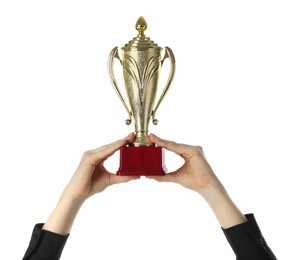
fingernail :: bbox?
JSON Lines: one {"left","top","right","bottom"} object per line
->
{"left": 126, "top": 132, "right": 134, "bottom": 138}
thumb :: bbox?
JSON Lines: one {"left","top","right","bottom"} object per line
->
{"left": 146, "top": 172, "right": 177, "bottom": 183}
{"left": 109, "top": 174, "right": 140, "bottom": 185}
{"left": 149, "top": 133, "right": 187, "bottom": 156}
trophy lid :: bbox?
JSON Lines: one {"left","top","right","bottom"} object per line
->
{"left": 122, "top": 17, "right": 162, "bottom": 51}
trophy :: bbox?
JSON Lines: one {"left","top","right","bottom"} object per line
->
{"left": 108, "top": 16, "right": 175, "bottom": 176}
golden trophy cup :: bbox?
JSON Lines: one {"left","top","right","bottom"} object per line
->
{"left": 108, "top": 17, "right": 175, "bottom": 176}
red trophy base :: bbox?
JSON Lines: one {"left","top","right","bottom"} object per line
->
{"left": 117, "top": 146, "right": 166, "bottom": 176}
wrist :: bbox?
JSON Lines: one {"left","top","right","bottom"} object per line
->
{"left": 60, "top": 187, "right": 87, "bottom": 208}
{"left": 195, "top": 180, "right": 226, "bottom": 202}
{"left": 197, "top": 183, "right": 247, "bottom": 228}
{"left": 200, "top": 184, "right": 229, "bottom": 206}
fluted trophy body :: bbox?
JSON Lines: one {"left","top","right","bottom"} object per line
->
{"left": 108, "top": 17, "right": 175, "bottom": 147}
{"left": 122, "top": 49, "right": 161, "bottom": 146}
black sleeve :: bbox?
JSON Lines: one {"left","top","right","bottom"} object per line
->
{"left": 222, "top": 214, "right": 277, "bottom": 260}
{"left": 22, "top": 223, "right": 69, "bottom": 260}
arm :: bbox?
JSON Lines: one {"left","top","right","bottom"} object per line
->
{"left": 148, "top": 134, "right": 277, "bottom": 260}
{"left": 42, "top": 132, "right": 139, "bottom": 235}
{"left": 148, "top": 133, "right": 246, "bottom": 229}
{"left": 23, "top": 133, "right": 139, "bottom": 260}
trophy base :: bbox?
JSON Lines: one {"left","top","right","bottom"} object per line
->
{"left": 117, "top": 146, "right": 166, "bottom": 176}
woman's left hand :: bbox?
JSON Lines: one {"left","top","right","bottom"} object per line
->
{"left": 64, "top": 132, "right": 139, "bottom": 201}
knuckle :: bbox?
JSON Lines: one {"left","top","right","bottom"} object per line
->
{"left": 157, "top": 140, "right": 166, "bottom": 147}
{"left": 167, "top": 140, "right": 176, "bottom": 147}
{"left": 82, "top": 150, "right": 93, "bottom": 161}
{"left": 191, "top": 145, "right": 203, "bottom": 154}
{"left": 196, "top": 145, "right": 203, "bottom": 151}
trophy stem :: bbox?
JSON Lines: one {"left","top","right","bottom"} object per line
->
{"left": 131, "top": 131, "right": 153, "bottom": 146}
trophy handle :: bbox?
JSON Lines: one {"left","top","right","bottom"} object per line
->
{"left": 151, "top": 47, "right": 176, "bottom": 125}
{"left": 108, "top": 47, "right": 132, "bottom": 125}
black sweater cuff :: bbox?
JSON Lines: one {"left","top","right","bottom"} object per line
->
{"left": 222, "top": 214, "right": 277, "bottom": 260}
{"left": 22, "top": 223, "right": 69, "bottom": 260}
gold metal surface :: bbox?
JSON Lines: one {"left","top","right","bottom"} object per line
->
{"left": 108, "top": 47, "right": 132, "bottom": 125}
{"left": 136, "top": 16, "right": 147, "bottom": 37}
{"left": 108, "top": 17, "right": 175, "bottom": 146}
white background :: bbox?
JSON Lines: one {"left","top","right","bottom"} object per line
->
{"left": 0, "top": 1, "right": 297, "bottom": 259}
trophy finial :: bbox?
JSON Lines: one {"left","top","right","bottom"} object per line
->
{"left": 135, "top": 16, "right": 147, "bottom": 37}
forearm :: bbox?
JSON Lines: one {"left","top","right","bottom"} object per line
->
{"left": 42, "top": 188, "right": 85, "bottom": 235}
{"left": 199, "top": 183, "right": 247, "bottom": 229}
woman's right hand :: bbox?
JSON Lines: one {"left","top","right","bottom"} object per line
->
{"left": 148, "top": 133, "right": 222, "bottom": 195}
{"left": 148, "top": 134, "right": 247, "bottom": 229}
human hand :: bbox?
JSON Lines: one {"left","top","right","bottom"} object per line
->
{"left": 42, "top": 133, "right": 140, "bottom": 235}
{"left": 148, "top": 134, "right": 222, "bottom": 196}
{"left": 148, "top": 134, "right": 248, "bottom": 228}
{"left": 64, "top": 133, "right": 140, "bottom": 202}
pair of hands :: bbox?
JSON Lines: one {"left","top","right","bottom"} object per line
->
{"left": 65, "top": 133, "right": 221, "bottom": 203}
{"left": 44, "top": 133, "right": 245, "bottom": 234}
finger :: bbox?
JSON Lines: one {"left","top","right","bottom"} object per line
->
{"left": 146, "top": 171, "right": 178, "bottom": 183}
{"left": 149, "top": 133, "right": 179, "bottom": 152}
{"left": 84, "top": 133, "right": 135, "bottom": 165}
{"left": 109, "top": 174, "right": 140, "bottom": 185}
{"left": 149, "top": 133, "right": 191, "bottom": 157}
{"left": 93, "top": 132, "right": 135, "bottom": 154}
